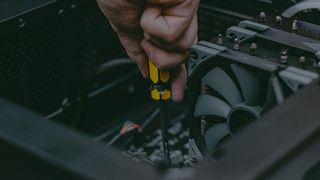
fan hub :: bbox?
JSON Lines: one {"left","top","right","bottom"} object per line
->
{"left": 227, "top": 105, "right": 261, "bottom": 135}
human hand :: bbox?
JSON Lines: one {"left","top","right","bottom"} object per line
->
{"left": 97, "top": 0, "right": 199, "bottom": 102}
{"left": 97, "top": 0, "right": 148, "bottom": 77}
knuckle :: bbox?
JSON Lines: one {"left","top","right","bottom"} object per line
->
{"left": 139, "top": 17, "right": 148, "bottom": 30}
{"left": 163, "top": 30, "right": 180, "bottom": 43}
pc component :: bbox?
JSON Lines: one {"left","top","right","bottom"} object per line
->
{"left": 187, "top": 39, "right": 318, "bottom": 159}
{"left": 194, "top": 81, "right": 320, "bottom": 180}
{"left": 189, "top": 1, "right": 320, "bottom": 160}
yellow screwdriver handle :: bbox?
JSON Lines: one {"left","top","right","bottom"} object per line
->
{"left": 148, "top": 60, "right": 171, "bottom": 101}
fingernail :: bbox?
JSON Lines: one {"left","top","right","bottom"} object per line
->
{"left": 172, "top": 90, "right": 184, "bottom": 102}
{"left": 142, "top": 69, "right": 149, "bottom": 79}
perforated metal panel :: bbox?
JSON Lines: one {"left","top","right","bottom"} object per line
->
{"left": 0, "top": 0, "right": 124, "bottom": 116}
{"left": 0, "top": 9, "right": 65, "bottom": 115}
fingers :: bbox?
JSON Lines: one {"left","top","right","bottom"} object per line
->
{"left": 141, "top": 39, "right": 186, "bottom": 69}
{"left": 118, "top": 33, "right": 149, "bottom": 78}
{"left": 98, "top": 0, "right": 198, "bottom": 101}
{"left": 140, "top": 0, "right": 199, "bottom": 54}
{"left": 141, "top": 25, "right": 198, "bottom": 71}
{"left": 143, "top": 14, "right": 198, "bottom": 52}
{"left": 140, "top": 5, "right": 191, "bottom": 43}
{"left": 171, "top": 65, "right": 187, "bottom": 102}
{"left": 140, "top": 0, "right": 198, "bottom": 43}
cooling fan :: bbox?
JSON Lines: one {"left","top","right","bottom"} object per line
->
{"left": 187, "top": 41, "right": 319, "bottom": 158}
{"left": 195, "top": 64, "right": 269, "bottom": 153}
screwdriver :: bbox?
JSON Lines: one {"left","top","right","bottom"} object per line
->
{"left": 148, "top": 60, "right": 171, "bottom": 166}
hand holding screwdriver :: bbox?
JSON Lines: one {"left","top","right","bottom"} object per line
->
{"left": 97, "top": 0, "right": 199, "bottom": 102}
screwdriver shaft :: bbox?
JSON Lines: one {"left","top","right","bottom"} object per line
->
{"left": 159, "top": 101, "right": 171, "bottom": 165}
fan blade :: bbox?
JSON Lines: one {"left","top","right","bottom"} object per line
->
{"left": 263, "top": 80, "right": 277, "bottom": 112}
{"left": 227, "top": 105, "right": 262, "bottom": 135}
{"left": 231, "top": 64, "right": 260, "bottom": 105}
{"left": 204, "top": 123, "right": 229, "bottom": 154}
{"left": 194, "top": 94, "right": 232, "bottom": 118}
{"left": 202, "top": 68, "right": 242, "bottom": 107}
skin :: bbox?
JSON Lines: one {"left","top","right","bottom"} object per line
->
{"left": 97, "top": 0, "right": 199, "bottom": 102}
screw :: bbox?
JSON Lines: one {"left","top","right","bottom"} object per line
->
{"left": 233, "top": 38, "right": 240, "bottom": 51}
{"left": 58, "top": 9, "right": 65, "bottom": 17}
{"left": 61, "top": 98, "right": 70, "bottom": 109}
{"left": 216, "top": 34, "right": 224, "bottom": 45}
{"left": 275, "top": 16, "right": 282, "bottom": 27}
{"left": 292, "top": 20, "right": 299, "bottom": 33}
{"left": 250, "top": 43, "right": 258, "bottom": 56}
{"left": 298, "top": 56, "right": 306, "bottom": 69}
{"left": 280, "top": 51, "right": 288, "bottom": 65}
{"left": 259, "top": 12, "right": 266, "bottom": 23}
{"left": 18, "top": 18, "right": 25, "bottom": 28}
{"left": 71, "top": 4, "right": 77, "bottom": 12}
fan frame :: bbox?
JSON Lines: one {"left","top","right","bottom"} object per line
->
{"left": 187, "top": 41, "right": 319, "bottom": 158}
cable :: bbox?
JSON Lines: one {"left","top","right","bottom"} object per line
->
{"left": 94, "top": 107, "right": 159, "bottom": 142}
{"left": 105, "top": 121, "right": 142, "bottom": 147}
{"left": 95, "top": 58, "right": 134, "bottom": 75}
